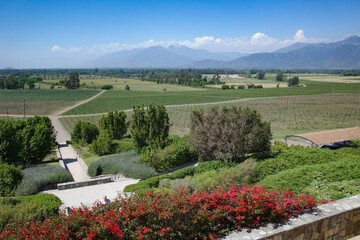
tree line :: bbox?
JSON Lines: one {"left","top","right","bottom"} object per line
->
{"left": 0, "top": 76, "right": 42, "bottom": 89}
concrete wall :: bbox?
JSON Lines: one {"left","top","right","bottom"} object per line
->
{"left": 225, "top": 194, "right": 360, "bottom": 240}
{"left": 57, "top": 176, "right": 111, "bottom": 190}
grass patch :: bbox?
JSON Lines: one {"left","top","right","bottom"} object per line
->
{"left": 41, "top": 149, "right": 60, "bottom": 167}
{"left": 88, "top": 151, "right": 157, "bottom": 179}
{"left": 0, "top": 194, "right": 61, "bottom": 232}
{"left": 72, "top": 137, "right": 136, "bottom": 166}
{"left": 0, "top": 89, "right": 99, "bottom": 115}
{"left": 15, "top": 165, "right": 72, "bottom": 196}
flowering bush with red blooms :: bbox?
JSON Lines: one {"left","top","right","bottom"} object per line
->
{"left": 0, "top": 185, "right": 328, "bottom": 240}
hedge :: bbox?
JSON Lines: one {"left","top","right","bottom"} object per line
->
{"left": 259, "top": 157, "right": 360, "bottom": 195}
{"left": 251, "top": 147, "right": 358, "bottom": 183}
{"left": 0, "top": 194, "right": 61, "bottom": 232}
{"left": 124, "top": 160, "right": 237, "bottom": 194}
{"left": 88, "top": 151, "right": 157, "bottom": 180}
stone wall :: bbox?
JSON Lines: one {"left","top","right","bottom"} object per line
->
{"left": 57, "top": 176, "right": 111, "bottom": 190}
{"left": 225, "top": 194, "right": 360, "bottom": 240}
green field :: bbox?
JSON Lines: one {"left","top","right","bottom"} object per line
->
{"left": 61, "top": 93, "right": 360, "bottom": 139}
{"left": 0, "top": 89, "right": 99, "bottom": 115}
{"left": 62, "top": 79, "right": 360, "bottom": 115}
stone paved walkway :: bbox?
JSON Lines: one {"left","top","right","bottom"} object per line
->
{"left": 43, "top": 179, "right": 139, "bottom": 209}
{"left": 58, "top": 144, "right": 90, "bottom": 182}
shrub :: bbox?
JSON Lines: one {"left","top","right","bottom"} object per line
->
{"left": 259, "top": 157, "right": 360, "bottom": 194}
{"left": 71, "top": 120, "right": 99, "bottom": 144}
{"left": 335, "top": 146, "right": 360, "bottom": 156}
{"left": 230, "top": 85, "right": 235, "bottom": 89}
{"left": 304, "top": 173, "right": 360, "bottom": 200}
{"left": 271, "top": 140, "right": 305, "bottom": 153}
{"left": 0, "top": 117, "right": 56, "bottom": 166}
{"left": 0, "top": 194, "right": 61, "bottom": 232}
{"left": 276, "top": 72, "right": 284, "bottom": 81}
{"left": 158, "top": 178, "right": 199, "bottom": 192}
{"left": 237, "top": 85, "right": 245, "bottom": 89}
{"left": 288, "top": 76, "right": 299, "bottom": 87}
{"left": 101, "top": 84, "right": 113, "bottom": 90}
{"left": 253, "top": 84, "right": 263, "bottom": 89}
{"left": 221, "top": 84, "right": 230, "bottom": 90}
{"left": 91, "top": 130, "right": 113, "bottom": 155}
{"left": 256, "top": 72, "right": 265, "bottom": 79}
{"left": 193, "top": 159, "right": 256, "bottom": 191}
{"left": 252, "top": 147, "right": 354, "bottom": 183}
{"left": 0, "top": 163, "right": 23, "bottom": 197}
{"left": 15, "top": 165, "right": 72, "bottom": 196}
{"left": 125, "top": 84, "right": 130, "bottom": 90}
{"left": 0, "top": 186, "right": 324, "bottom": 240}
{"left": 113, "top": 138, "right": 136, "bottom": 153}
{"left": 124, "top": 160, "right": 236, "bottom": 193}
{"left": 88, "top": 151, "right": 157, "bottom": 179}
{"left": 99, "top": 111, "right": 127, "bottom": 140}
{"left": 247, "top": 84, "right": 254, "bottom": 89}
{"left": 130, "top": 104, "right": 170, "bottom": 152}
{"left": 189, "top": 106, "right": 272, "bottom": 162}
{"left": 140, "top": 136, "right": 198, "bottom": 172}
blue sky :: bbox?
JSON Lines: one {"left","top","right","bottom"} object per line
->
{"left": 1, "top": 0, "right": 359, "bottom": 68}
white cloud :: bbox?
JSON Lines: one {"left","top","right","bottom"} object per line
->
{"left": 251, "top": 32, "right": 268, "bottom": 41}
{"left": 58, "top": 30, "right": 327, "bottom": 55}
{"left": 51, "top": 45, "right": 82, "bottom": 53}
{"left": 51, "top": 45, "right": 65, "bottom": 51}
{"left": 294, "top": 29, "right": 306, "bottom": 42}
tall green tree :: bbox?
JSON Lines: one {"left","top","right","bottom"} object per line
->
{"left": 276, "top": 72, "right": 284, "bottom": 81}
{"left": 0, "top": 117, "right": 56, "bottom": 166}
{"left": 99, "top": 111, "right": 127, "bottom": 140}
{"left": 18, "top": 117, "right": 56, "bottom": 165}
{"left": 65, "top": 72, "right": 80, "bottom": 89}
{"left": 91, "top": 130, "right": 113, "bottom": 156}
{"left": 71, "top": 121, "right": 99, "bottom": 144}
{"left": 130, "top": 104, "right": 170, "bottom": 152}
{"left": 288, "top": 76, "right": 300, "bottom": 87}
{"left": 0, "top": 119, "right": 19, "bottom": 165}
{"left": 256, "top": 72, "right": 265, "bottom": 80}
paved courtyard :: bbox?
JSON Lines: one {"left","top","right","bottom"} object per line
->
{"left": 43, "top": 178, "right": 139, "bottom": 210}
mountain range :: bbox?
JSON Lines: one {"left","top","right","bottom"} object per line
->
{"left": 90, "top": 45, "right": 247, "bottom": 68}
{"left": 89, "top": 36, "right": 360, "bottom": 69}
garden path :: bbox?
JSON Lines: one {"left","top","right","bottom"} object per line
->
{"left": 50, "top": 91, "right": 105, "bottom": 181}
{"left": 58, "top": 144, "right": 90, "bottom": 181}
{"left": 43, "top": 178, "right": 139, "bottom": 209}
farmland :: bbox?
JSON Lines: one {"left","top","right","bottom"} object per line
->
{"left": 61, "top": 93, "right": 360, "bottom": 139}
{"left": 0, "top": 89, "right": 99, "bottom": 115}
{"left": 62, "top": 78, "right": 360, "bottom": 115}
{"left": 2, "top": 74, "right": 360, "bottom": 139}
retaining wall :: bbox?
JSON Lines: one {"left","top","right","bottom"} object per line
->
{"left": 225, "top": 194, "right": 360, "bottom": 240}
{"left": 57, "top": 176, "right": 111, "bottom": 190}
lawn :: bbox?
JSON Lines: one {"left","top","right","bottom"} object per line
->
{"left": 0, "top": 89, "right": 99, "bottom": 115}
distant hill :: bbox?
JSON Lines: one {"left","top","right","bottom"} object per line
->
{"left": 89, "top": 36, "right": 360, "bottom": 69}
{"left": 226, "top": 35, "right": 360, "bottom": 69}
{"left": 274, "top": 42, "right": 310, "bottom": 53}
{"left": 90, "top": 45, "right": 247, "bottom": 68}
